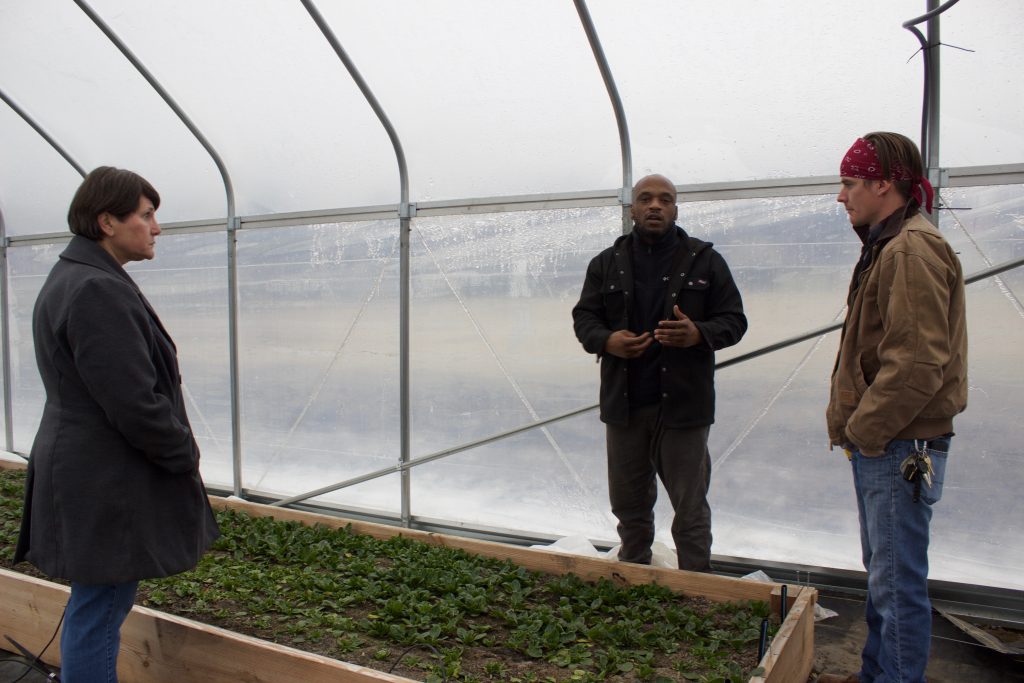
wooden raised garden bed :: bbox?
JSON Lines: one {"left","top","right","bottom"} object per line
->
{"left": 0, "top": 459, "right": 814, "bottom": 682}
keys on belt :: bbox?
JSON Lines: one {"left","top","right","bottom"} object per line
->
{"left": 900, "top": 440, "right": 935, "bottom": 502}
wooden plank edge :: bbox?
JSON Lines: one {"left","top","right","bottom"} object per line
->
{"left": 0, "top": 568, "right": 415, "bottom": 683}
{"left": 2, "top": 568, "right": 812, "bottom": 683}
{"left": 0, "top": 457, "right": 27, "bottom": 471}
{"left": 0, "top": 465, "right": 782, "bottom": 605}
{"left": 935, "top": 607, "right": 1024, "bottom": 656}
{"left": 770, "top": 583, "right": 809, "bottom": 624}
{"left": 0, "top": 567, "right": 66, "bottom": 666}
{"left": 750, "top": 586, "right": 816, "bottom": 683}
{"left": 211, "top": 496, "right": 780, "bottom": 606}
{"left": 210, "top": 496, "right": 815, "bottom": 682}
{"left": 2, "top": 463, "right": 810, "bottom": 683}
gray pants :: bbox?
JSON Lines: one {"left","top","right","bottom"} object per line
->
{"left": 606, "top": 404, "right": 712, "bottom": 571}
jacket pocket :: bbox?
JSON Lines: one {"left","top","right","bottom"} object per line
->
{"left": 601, "top": 278, "right": 626, "bottom": 321}
{"left": 673, "top": 278, "right": 710, "bottom": 319}
{"left": 602, "top": 276, "right": 624, "bottom": 295}
{"left": 835, "top": 367, "right": 864, "bottom": 407}
{"left": 838, "top": 389, "right": 859, "bottom": 407}
{"left": 851, "top": 352, "right": 870, "bottom": 394}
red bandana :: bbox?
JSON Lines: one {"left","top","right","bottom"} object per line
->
{"left": 840, "top": 137, "right": 934, "bottom": 213}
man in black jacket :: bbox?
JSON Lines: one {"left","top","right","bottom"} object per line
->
{"left": 572, "top": 174, "right": 746, "bottom": 571}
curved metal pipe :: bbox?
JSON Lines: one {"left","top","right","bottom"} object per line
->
{"left": 72, "top": 0, "right": 245, "bottom": 496}
{"left": 298, "top": 0, "right": 409, "bottom": 207}
{"left": 902, "top": 0, "right": 963, "bottom": 33}
{"left": 0, "top": 88, "right": 88, "bottom": 452}
{"left": 0, "top": 88, "right": 87, "bottom": 178}
{"left": 298, "top": 0, "right": 414, "bottom": 525}
{"left": 73, "top": 1, "right": 237, "bottom": 213}
{"left": 573, "top": 0, "right": 633, "bottom": 234}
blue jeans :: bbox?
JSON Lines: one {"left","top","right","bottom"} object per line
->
{"left": 61, "top": 581, "right": 139, "bottom": 683}
{"left": 851, "top": 436, "right": 950, "bottom": 683}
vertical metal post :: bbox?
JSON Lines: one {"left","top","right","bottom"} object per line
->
{"left": 226, "top": 216, "right": 243, "bottom": 496}
{"left": 0, "top": 227, "right": 12, "bottom": 454}
{"left": 399, "top": 210, "right": 411, "bottom": 524}
{"left": 924, "top": 0, "right": 942, "bottom": 225}
{"left": 904, "top": 0, "right": 961, "bottom": 225}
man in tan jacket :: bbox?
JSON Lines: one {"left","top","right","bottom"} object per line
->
{"left": 819, "top": 132, "right": 967, "bottom": 683}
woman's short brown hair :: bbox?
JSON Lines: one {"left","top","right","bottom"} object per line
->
{"left": 67, "top": 166, "right": 160, "bottom": 240}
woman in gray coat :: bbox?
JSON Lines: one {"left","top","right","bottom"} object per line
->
{"left": 14, "top": 166, "right": 220, "bottom": 682}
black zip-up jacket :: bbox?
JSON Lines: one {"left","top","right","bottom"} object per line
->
{"left": 572, "top": 225, "right": 747, "bottom": 428}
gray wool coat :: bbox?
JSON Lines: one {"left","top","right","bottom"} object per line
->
{"left": 14, "top": 235, "right": 219, "bottom": 584}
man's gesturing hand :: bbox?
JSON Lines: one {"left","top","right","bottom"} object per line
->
{"left": 654, "top": 305, "right": 703, "bottom": 348}
{"left": 604, "top": 330, "right": 653, "bottom": 359}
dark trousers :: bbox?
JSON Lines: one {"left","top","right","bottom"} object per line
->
{"left": 606, "top": 404, "right": 712, "bottom": 571}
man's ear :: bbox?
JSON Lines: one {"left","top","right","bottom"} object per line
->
{"left": 874, "top": 179, "right": 894, "bottom": 197}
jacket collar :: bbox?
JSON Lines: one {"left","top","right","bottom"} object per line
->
{"left": 60, "top": 235, "right": 136, "bottom": 288}
{"left": 615, "top": 223, "right": 711, "bottom": 254}
{"left": 60, "top": 235, "right": 175, "bottom": 348}
{"left": 853, "top": 203, "right": 919, "bottom": 247}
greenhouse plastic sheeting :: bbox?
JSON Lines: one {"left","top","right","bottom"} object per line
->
{"left": 1, "top": 1, "right": 1022, "bottom": 592}
{"left": 3, "top": 0, "right": 1022, "bottom": 231}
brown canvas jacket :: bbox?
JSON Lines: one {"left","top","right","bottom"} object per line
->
{"left": 827, "top": 211, "right": 968, "bottom": 455}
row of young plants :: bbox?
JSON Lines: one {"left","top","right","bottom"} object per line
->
{"left": 0, "top": 467, "right": 773, "bottom": 682}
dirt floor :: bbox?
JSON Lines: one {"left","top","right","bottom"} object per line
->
{"left": 810, "top": 589, "right": 1024, "bottom": 682}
